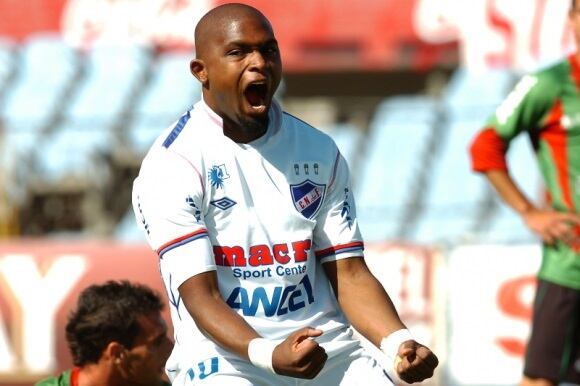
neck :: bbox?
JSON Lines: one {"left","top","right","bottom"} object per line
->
{"left": 201, "top": 95, "right": 270, "bottom": 144}
{"left": 77, "top": 363, "right": 120, "bottom": 386}
{"left": 222, "top": 115, "right": 268, "bottom": 144}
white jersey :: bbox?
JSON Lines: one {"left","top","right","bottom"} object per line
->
{"left": 132, "top": 99, "right": 365, "bottom": 377}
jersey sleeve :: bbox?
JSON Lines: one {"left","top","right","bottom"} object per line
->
{"left": 33, "top": 376, "right": 59, "bottom": 386}
{"left": 312, "top": 151, "right": 364, "bottom": 264}
{"left": 132, "top": 149, "right": 215, "bottom": 288}
{"left": 33, "top": 370, "right": 70, "bottom": 386}
{"left": 470, "top": 71, "right": 559, "bottom": 172}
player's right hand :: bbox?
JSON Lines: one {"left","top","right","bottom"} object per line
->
{"left": 522, "top": 209, "right": 580, "bottom": 246}
{"left": 272, "top": 327, "right": 327, "bottom": 379}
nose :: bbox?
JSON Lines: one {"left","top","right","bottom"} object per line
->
{"left": 248, "top": 50, "right": 266, "bottom": 71}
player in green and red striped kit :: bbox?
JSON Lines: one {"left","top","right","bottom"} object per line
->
{"left": 35, "top": 281, "right": 172, "bottom": 386}
{"left": 470, "top": 2, "right": 580, "bottom": 385}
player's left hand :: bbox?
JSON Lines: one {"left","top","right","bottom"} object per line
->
{"left": 394, "top": 340, "right": 438, "bottom": 384}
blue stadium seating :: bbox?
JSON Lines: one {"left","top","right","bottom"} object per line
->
{"left": 128, "top": 51, "right": 201, "bottom": 154}
{"left": 0, "top": 37, "right": 16, "bottom": 94}
{"left": 411, "top": 118, "right": 490, "bottom": 244}
{"left": 481, "top": 134, "right": 543, "bottom": 243}
{"left": 0, "top": 38, "right": 18, "bottom": 170}
{"left": 114, "top": 208, "right": 147, "bottom": 242}
{"left": 4, "top": 34, "right": 78, "bottom": 129}
{"left": 412, "top": 69, "right": 515, "bottom": 244}
{"left": 66, "top": 44, "right": 152, "bottom": 127}
{"left": 356, "top": 95, "right": 438, "bottom": 241}
{"left": 443, "top": 68, "right": 515, "bottom": 110}
{"left": 2, "top": 35, "right": 78, "bottom": 172}
{"left": 0, "top": 34, "right": 538, "bottom": 246}
{"left": 323, "top": 122, "right": 363, "bottom": 176}
{"left": 37, "top": 123, "right": 111, "bottom": 181}
{"left": 32, "top": 44, "right": 152, "bottom": 180}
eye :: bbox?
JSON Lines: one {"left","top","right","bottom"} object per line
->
{"left": 227, "top": 49, "right": 243, "bottom": 57}
{"left": 152, "top": 335, "right": 165, "bottom": 347}
{"left": 263, "top": 46, "right": 279, "bottom": 55}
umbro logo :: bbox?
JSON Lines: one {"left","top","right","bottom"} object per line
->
{"left": 210, "top": 197, "right": 237, "bottom": 210}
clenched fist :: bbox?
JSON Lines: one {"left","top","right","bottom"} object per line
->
{"left": 272, "top": 327, "right": 328, "bottom": 379}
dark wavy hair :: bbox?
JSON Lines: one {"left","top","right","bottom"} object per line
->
{"left": 65, "top": 280, "right": 164, "bottom": 366}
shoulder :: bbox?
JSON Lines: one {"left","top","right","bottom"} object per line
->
{"left": 281, "top": 111, "right": 338, "bottom": 152}
{"left": 531, "top": 58, "right": 569, "bottom": 91}
{"left": 138, "top": 129, "right": 204, "bottom": 185}
{"left": 496, "top": 59, "right": 566, "bottom": 118}
{"left": 34, "top": 370, "right": 71, "bottom": 386}
{"left": 143, "top": 104, "right": 208, "bottom": 165}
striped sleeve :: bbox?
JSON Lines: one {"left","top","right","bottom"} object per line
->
{"left": 157, "top": 228, "right": 210, "bottom": 259}
{"left": 470, "top": 70, "right": 556, "bottom": 173}
{"left": 469, "top": 127, "right": 508, "bottom": 172}
{"left": 313, "top": 150, "right": 364, "bottom": 263}
{"left": 132, "top": 148, "right": 216, "bottom": 287}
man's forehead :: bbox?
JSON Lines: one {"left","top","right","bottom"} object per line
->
{"left": 198, "top": 11, "right": 273, "bottom": 46}
{"left": 215, "top": 14, "right": 273, "bottom": 43}
{"left": 137, "top": 313, "right": 166, "bottom": 341}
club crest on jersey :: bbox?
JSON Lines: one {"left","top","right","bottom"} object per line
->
{"left": 208, "top": 164, "right": 229, "bottom": 189}
{"left": 290, "top": 180, "right": 325, "bottom": 219}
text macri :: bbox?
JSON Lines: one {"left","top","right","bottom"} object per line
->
{"left": 213, "top": 239, "right": 312, "bottom": 267}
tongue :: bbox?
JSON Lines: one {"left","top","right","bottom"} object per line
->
{"left": 246, "top": 87, "right": 264, "bottom": 107}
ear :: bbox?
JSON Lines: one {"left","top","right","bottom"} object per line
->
{"left": 190, "top": 59, "right": 208, "bottom": 86}
{"left": 105, "top": 342, "right": 125, "bottom": 364}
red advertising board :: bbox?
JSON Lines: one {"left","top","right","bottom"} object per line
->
{"left": 0, "top": 240, "right": 438, "bottom": 386}
{"left": 0, "top": 0, "right": 572, "bottom": 72}
{"left": 0, "top": 240, "right": 167, "bottom": 386}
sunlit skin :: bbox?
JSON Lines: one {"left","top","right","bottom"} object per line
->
{"left": 190, "top": 5, "right": 282, "bottom": 143}
{"left": 178, "top": 3, "right": 438, "bottom": 383}
{"left": 118, "top": 313, "right": 173, "bottom": 386}
{"left": 76, "top": 313, "right": 172, "bottom": 386}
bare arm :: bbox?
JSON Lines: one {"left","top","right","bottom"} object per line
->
{"left": 322, "top": 256, "right": 405, "bottom": 346}
{"left": 485, "top": 169, "right": 580, "bottom": 244}
{"left": 179, "top": 270, "right": 327, "bottom": 379}
{"left": 323, "top": 257, "right": 438, "bottom": 383}
{"left": 179, "top": 270, "right": 259, "bottom": 359}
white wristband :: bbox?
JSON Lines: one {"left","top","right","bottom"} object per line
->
{"left": 247, "top": 338, "right": 278, "bottom": 374}
{"left": 380, "top": 329, "right": 414, "bottom": 364}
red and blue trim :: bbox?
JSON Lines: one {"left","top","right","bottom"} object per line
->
{"left": 157, "top": 228, "right": 209, "bottom": 258}
{"left": 315, "top": 241, "right": 364, "bottom": 259}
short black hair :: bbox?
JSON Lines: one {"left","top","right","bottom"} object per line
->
{"left": 65, "top": 280, "right": 164, "bottom": 366}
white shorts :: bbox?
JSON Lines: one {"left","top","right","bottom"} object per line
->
{"left": 173, "top": 344, "right": 394, "bottom": 386}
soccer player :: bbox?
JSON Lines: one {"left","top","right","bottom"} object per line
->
{"left": 469, "top": 2, "right": 580, "bottom": 385}
{"left": 35, "top": 280, "right": 172, "bottom": 386}
{"left": 132, "top": 3, "right": 438, "bottom": 385}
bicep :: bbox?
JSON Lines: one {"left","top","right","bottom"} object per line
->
{"left": 322, "top": 256, "right": 369, "bottom": 298}
{"left": 178, "top": 271, "right": 222, "bottom": 314}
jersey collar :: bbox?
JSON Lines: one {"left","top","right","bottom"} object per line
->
{"left": 198, "top": 97, "right": 282, "bottom": 148}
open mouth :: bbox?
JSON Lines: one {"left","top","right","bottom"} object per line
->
{"left": 244, "top": 82, "right": 269, "bottom": 113}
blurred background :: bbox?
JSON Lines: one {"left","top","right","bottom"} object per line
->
{"left": 0, "top": 0, "right": 574, "bottom": 385}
